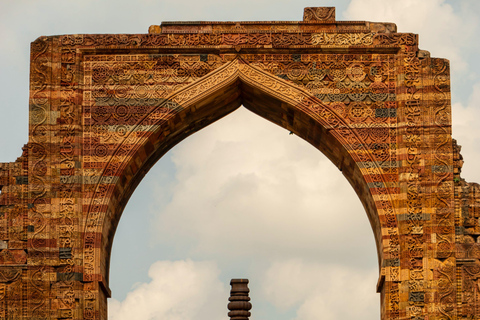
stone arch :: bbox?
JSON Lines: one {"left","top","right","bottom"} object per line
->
{"left": 0, "top": 7, "right": 474, "bottom": 320}
{"left": 83, "top": 57, "right": 399, "bottom": 310}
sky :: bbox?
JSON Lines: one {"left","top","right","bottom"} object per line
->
{"left": 1, "top": 1, "right": 480, "bottom": 320}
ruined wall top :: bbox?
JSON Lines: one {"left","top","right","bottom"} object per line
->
{"left": 148, "top": 7, "right": 397, "bottom": 35}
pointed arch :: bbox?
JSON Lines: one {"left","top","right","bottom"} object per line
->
{"left": 83, "top": 59, "right": 399, "bottom": 291}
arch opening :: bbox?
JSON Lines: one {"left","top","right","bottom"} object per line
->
{"left": 107, "top": 106, "right": 380, "bottom": 320}
{"left": 100, "top": 65, "right": 386, "bottom": 285}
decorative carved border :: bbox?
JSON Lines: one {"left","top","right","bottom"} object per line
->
{"left": 28, "top": 36, "right": 51, "bottom": 320}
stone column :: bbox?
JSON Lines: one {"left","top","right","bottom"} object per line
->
{"left": 228, "top": 279, "right": 252, "bottom": 320}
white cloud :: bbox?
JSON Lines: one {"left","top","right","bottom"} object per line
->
{"left": 152, "top": 108, "right": 377, "bottom": 265}
{"left": 108, "top": 260, "right": 227, "bottom": 320}
{"left": 261, "top": 259, "right": 379, "bottom": 320}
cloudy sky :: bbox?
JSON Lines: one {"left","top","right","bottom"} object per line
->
{"left": 1, "top": 1, "right": 480, "bottom": 320}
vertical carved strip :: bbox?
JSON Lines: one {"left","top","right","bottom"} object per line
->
{"left": 404, "top": 48, "right": 427, "bottom": 319}
{"left": 389, "top": 34, "right": 426, "bottom": 319}
{"left": 28, "top": 36, "right": 52, "bottom": 320}
{"left": 383, "top": 56, "right": 401, "bottom": 317}
{"left": 432, "top": 58, "right": 454, "bottom": 257}
{"left": 431, "top": 57, "right": 456, "bottom": 319}
{"left": 56, "top": 38, "right": 81, "bottom": 320}
{"left": 81, "top": 55, "right": 100, "bottom": 320}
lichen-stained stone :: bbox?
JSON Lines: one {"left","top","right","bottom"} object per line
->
{"left": 0, "top": 6, "right": 477, "bottom": 319}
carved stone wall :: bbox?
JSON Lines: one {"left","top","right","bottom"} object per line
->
{"left": 0, "top": 7, "right": 475, "bottom": 319}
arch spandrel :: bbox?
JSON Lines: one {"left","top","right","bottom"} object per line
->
{"left": 0, "top": 6, "right": 472, "bottom": 320}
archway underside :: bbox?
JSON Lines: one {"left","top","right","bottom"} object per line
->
{"left": 0, "top": 6, "right": 477, "bottom": 320}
